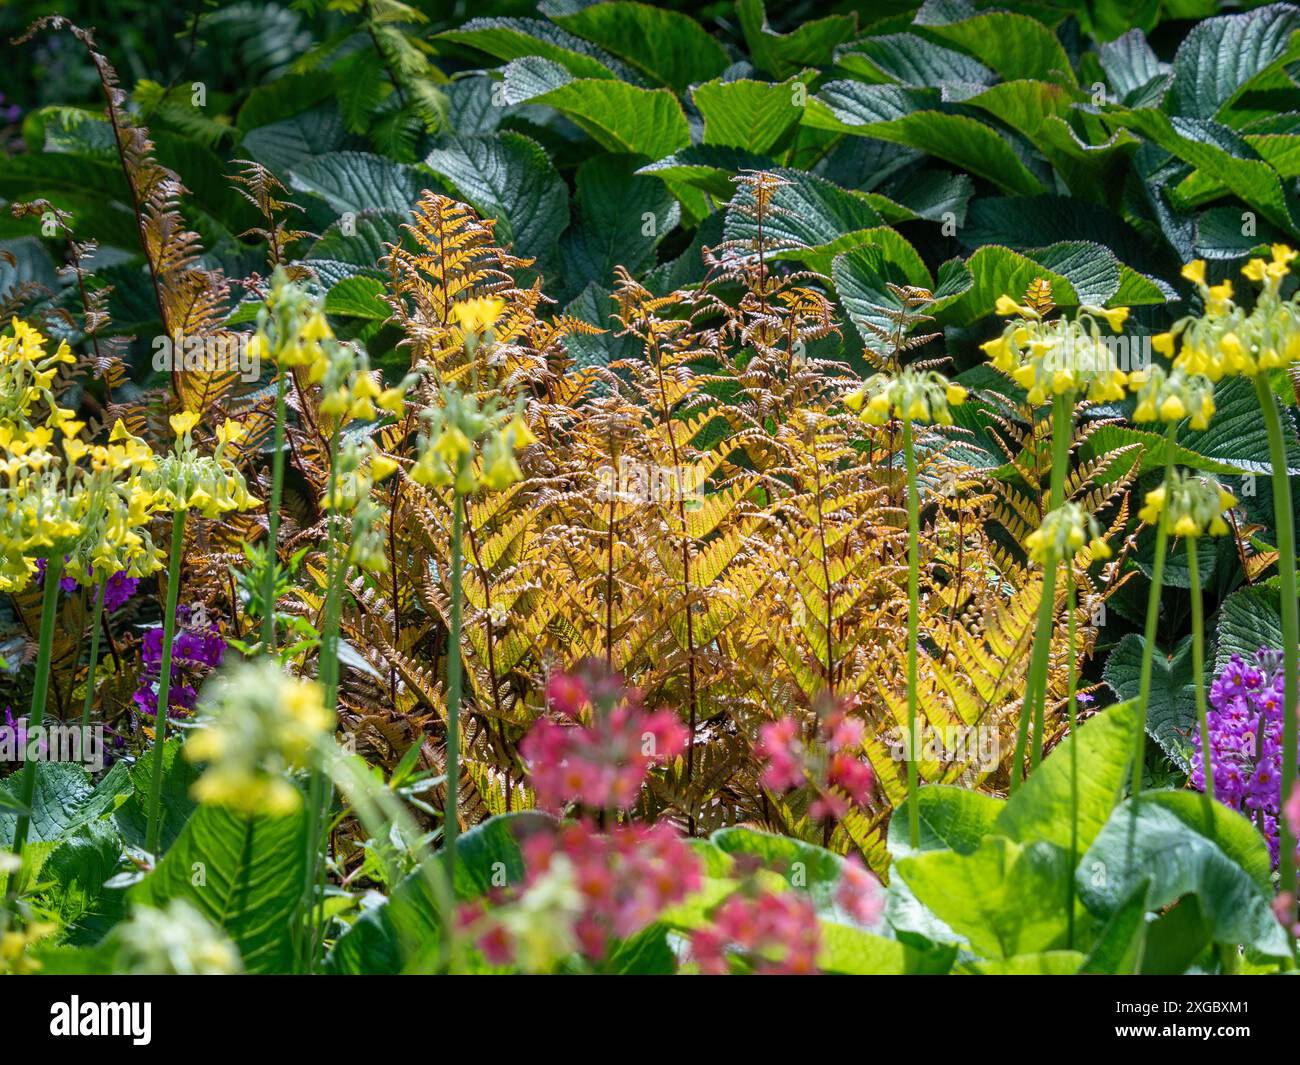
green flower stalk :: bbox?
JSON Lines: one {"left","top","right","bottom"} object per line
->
{"left": 79, "top": 573, "right": 106, "bottom": 732}
{"left": 5, "top": 553, "right": 63, "bottom": 905}
{"left": 846, "top": 367, "right": 967, "bottom": 847}
{"left": 1065, "top": 567, "right": 1078, "bottom": 948}
{"left": 1126, "top": 365, "right": 1218, "bottom": 797}
{"left": 1156, "top": 247, "right": 1300, "bottom": 930}
{"left": 981, "top": 292, "right": 1130, "bottom": 787}
{"left": 409, "top": 297, "right": 535, "bottom": 878}
{"left": 142, "top": 412, "right": 257, "bottom": 855}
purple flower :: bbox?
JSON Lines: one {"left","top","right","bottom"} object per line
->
{"left": 132, "top": 605, "right": 227, "bottom": 719}
{"left": 2, "top": 707, "right": 47, "bottom": 758}
{"left": 1192, "top": 648, "right": 1295, "bottom": 867}
{"left": 34, "top": 559, "right": 139, "bottom": 612}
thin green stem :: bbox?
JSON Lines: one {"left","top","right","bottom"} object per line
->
{"left": 302, "top": 431, "right": 344, "bottom": 972}
{"left": 1132, "top": 422, "right": 1178, "bottom": 799}
{"left": 1256, "top": 375, "right": 1299, "bottom": 928}
{"left": 903, "top": 419, "right": 921, "bottom": 849}
{"left": 80, "top": 574, "right": 107, "bottom": 733}
{"left": 261, "top": 371, "right": 288, "bottom": 651}
{"left": 1065, "top": 567, "right": 1079, "bottom": 947}
{"left": 5, "top": 555, "right": 65, "bottom": 906}
{"left": 1011, "top": 393, "right": 1072, "bottom": 792}
{"left": 145, "top": 509, "right": 186, "bottom": 856}
{"left": 444, "top": 495, "right": 464, "bottom": 889}
{"left": 1187, "top": 541, "right": 1216, "bottom": 834}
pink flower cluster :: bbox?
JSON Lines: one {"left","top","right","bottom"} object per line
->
{"left": 691, "top": 891, "right": 821, "bottom": 975}
{"left": 521, "top": 662, "right": 687, "bottom": 813}
{"left": 461, "top": 819, "right": 702, "bottom": 968}
{"left": 755, "top": 696, "right": 875, "bottom": 819}
{"left": 542, "top": 820, "right": 698, "bottom": 958}
{"left": 836, "top": 855, "right": 885, "bottom": 926}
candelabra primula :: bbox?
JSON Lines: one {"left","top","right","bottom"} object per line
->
{"left": 1150, "top": 247, "right": 1300, "bottom": 924}
{"left": 983, "top": 293, "right": 1130, "bottom": 786}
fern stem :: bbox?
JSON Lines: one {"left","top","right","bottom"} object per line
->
{"left": 902, "top": 418, "right": 921, "bottom": 849}
{"left": 1256, "top": 376, "right": 1299, "bottom": 928}
{"left": 1186, "top": 541, "right": 1216, "bottom": 836}
{"left": 261, "top": 370, "right": 288, "bottom": 651}
{"left": 444, "top": 494, "right": 465, "bottom": 889}
{"left": 80, "top": 573, "right": 107, "bottom": 733}
{"left": 5, "top": 554, "right": 64, "bottom": 907}
{"left": 1066, "top": 566, "right": 1078, "bottom": 948}
{"left": 145, "top": 509, "right": 186, "bottom": 856}
{"left": 1132, "top": 422, "right": 1177, "bottom": 799}
{"left": 1011, "top": 393, "right": 1071, "bottom": 791}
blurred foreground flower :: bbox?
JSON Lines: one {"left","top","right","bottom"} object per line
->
{"left": 184, "top": 657, "right": 334, "bottom": 816}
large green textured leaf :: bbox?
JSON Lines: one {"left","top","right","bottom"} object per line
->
{"left": 805, "top": 81, "right": 1047, "bottom": 196}
{"left": 1215, "top": 583, "right": 1284, "bottom": 671}
{"left": 424, "top": 132, "right": 569, "bottom": 262}
{"left": 1107, "top": 108, "right": 1300, "bottom": 235}
{"left": 886, "top": 785, "right": 1003, "bottom": 860}
{"left": 1103, "top": 635, "right": 1199, "bottom": 771}
{"left": 926, "top": 245, "right": 1077, "bottom": 326}
{"left": 724, "top": 167, "right": 891, "bottom": 274}
{"left": 637, "top": 146, "right": 773, "bottom": 200}
{"left": 242, "top": 105, "right": 350, "bottom": 175}
{"left": 1078, "top": 794, "right": 1289, "bottom": 957}
{"left": 131, "top": 804, "right": 307, "bottom": 973}
{"left": 736, "top": 0, "right": 857, "bottom": 79}
{"left": 994, "top": 700, "right": 1139, "bottom": 853}
{"left": 505, "top": 72, "right": 689, "bottom": 158}
{"left": 554, "top": 3, "right": 728, "bottom": 93}
{"left": 325, "top": 276, "right": 389, "bottom": 320}
{"left": 36, "top": 819, "right": 125, "bottom": 930}
{"left": 832, "top": 238, "right": 934, "bottom": 358}
{"left": 913, "top": 5, "right": 1077, "bottom": 85}
{"left": 896, "top": 836, "right": 1077, "bottom": 959}
{"left": 288, "top": 151, "right": 425, "bottom": 216}
{"left": 693, "top": 73, "right": 809, "bottom": 154}
{"left": 0, "top": 762, "right": 94, "bottom": 846}
{"left": 436, "top": 17, "right": 632, "bottom": 81}
{"left": 560, "top": 154, "right": 679, "bottom": 298}
{"left": 835, "top": 32, "right": 995, "bottom": 87}
{"left": 1169, "top": 3, "right": 1300, "bottom": 122}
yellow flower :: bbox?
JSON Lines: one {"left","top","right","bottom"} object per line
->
{"left": 452, "top": 297, "right": 506, "bottom": 337}
{"left": 215, "top": 419, "right": 246, "bottom": 447}
{"left": 1182, "top": 260, "right": 1207, "bottom": 286}
{"left": 170, "top": 410, "right": 200, "bottom": 438}
{"left": 370, "top": 454, "right": 399, "bottom": 482}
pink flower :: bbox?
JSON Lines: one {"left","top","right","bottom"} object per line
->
{"left": 836, "top": 855, "right": 884, "bottom": 927}
{"left": 755, "top": 697, "right": 875, "bottom": 823}
{"left": 522, "top": 669, "right": 687, "bottom": 813}
{"left": 695, "top": 891, "right": 820, "bottom": 975}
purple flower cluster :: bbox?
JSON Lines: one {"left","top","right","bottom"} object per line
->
{"left": 132, "top": 605, "right": 227, "bottom": 718}
{"left": 35, "top": 558, "right": 140, "bottom": 612}
{"left": 1191, "top": 648, "right": 1294, "bottom": 866}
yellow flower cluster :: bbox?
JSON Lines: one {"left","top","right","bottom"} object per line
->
{"left": 109, "top": 901, "right": 242, "bottom": 976}
{"left": 411, "top": 386, "right": 537, "bottom": 494}
{"left": 253, "top": 270, "right": 409, "bottom": 423}
{"left": 185, "top": 657, "right": 335, "bottom": 816}
{"left": 981, "top": 298, "right": 1130, "bottom": 405}
{"left": 322, "top": 437, "right": 399, "bottom": 573}
{"left": 0, "top": 320, "right": 168, "bottom": 592}
{"left": 144, "top": 411, "right": 257, "bottom": 518}
{"left": 1128, "top": 365, "right": 1215, "bottom": 429}
{"left": 1156, "top": 247, "right": 1300, "bottom": 380}
{"left": 1024, "top": 501, "right": 1111, "bottom": 564}
{"left": 1138, "top": 470, "right": 1236, "bottom": 538}
{"left": 845, "top": 368, "right": 967, "bottom": 426}
{"left": 0, "top": 317, "right": 76, "bottom": 442}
